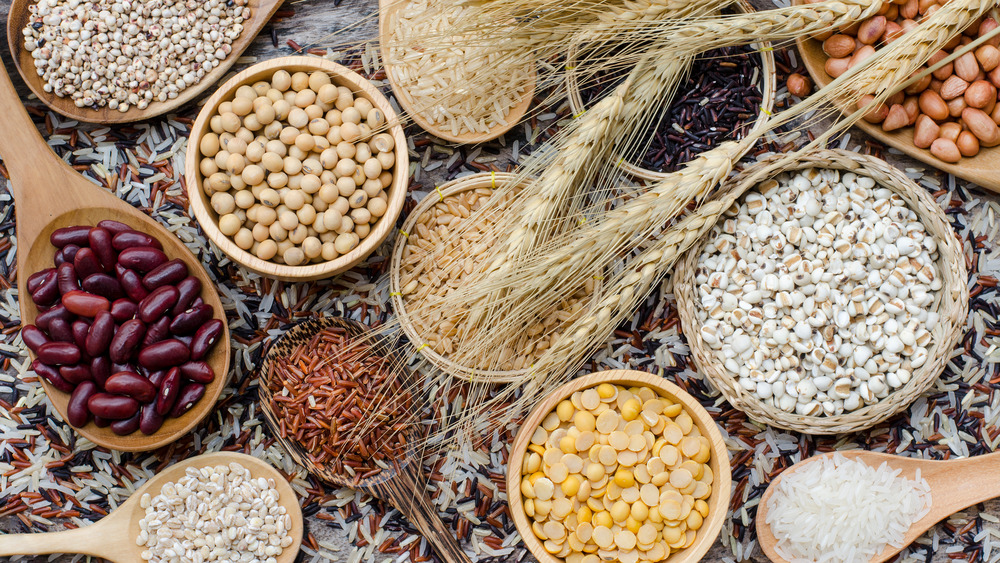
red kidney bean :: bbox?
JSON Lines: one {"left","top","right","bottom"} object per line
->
{"left": 142, "top": 259, "right": 188, "bottom": 290}
{"left": 60, "top": 244, "right": 81, "bottom": 264}
{"left": 38, "top": 342, "right": 80, "bottom": 365}
{"left": 67, "top": 381, "right": 97, "bottom": 427}
{"left": 138, "top": 286, "right": 179, "bottom": 324}
{"left": 60, "top": 364, "right": 93, "bottom": 384}
{"left": 140, "top": 402, "right": 165, "bottom": 435}
{"left": 111, "top": 411, "right": 141, "bottom": 435}
{"left": 156, "top": 367, "right": 181, "bottom": 415}
{"left": 179, "top": 361, "right": 214, "bottom": 384}
{"left": 22, "top": 325, "right": 49, "bottom": 353}
{"left": 148, "top": 369, "right": 167, "bottom": 387}
{"left": 30, "top": 270, "right": 60, "bottom": 307}
{"left": 176, "top": 335, "right": 193, "bottom": 347}
{"left": 172, "top": 276, "right": 202, "bottom": 316}
{"left": 36, "top": 305, "right": 71, "bottom": 332}
{"left": 109, "top": 319, "right": 145, "bottom": 363}
{"left": 88, "top": 228, "right": 115, "bottom": 271}
{"left": 110, "top": 298, "right": 137, "bottom": 323}
{"left": 57, "top": 262, "right": 79, "bottom": 295}
{"left": 85, "top": 311, "right": 115, "bottom": 357}
{"left": 47, "top": 319, "right": 74, "bottom": 343}
{"left": 117, "top": 267, "right": 149, "bottom": 302}
{"left": 190, "top": 320, "right": 223, "bottom": 361}
{"left": 87, "top": 393, "right": 139, "bottom": 420}
{"left": 143, "top": 316, "right": 170, "bottom": 348}
{"left": 82, "top": 274, "right": 124, "bottom": 301}
{"left": 27, "top": 269, "right": 55, "bottom": 293}
{"left": 170, "top": 304, "right": 213, "bottom": 336}
{"left": 62, "top": 290, "right": 110, "bottom": 317}
{"left": 97, "top": 220, "right": 132, "bottom": 235}
{"left": 118, "top": 247, "right": 167, "bottom": 273}
{"left": 170, "top": 383, "right": 205, "bottom": 418}
{"left": 93, "top": 416, "right": 110, "bottom": 427}
{"left": 111, "top": 231, "right": 163, "bottom": 251}
{"left": 139, "top": 339, "right": 190, "bottom": 370}
{"left": 72, "top": 319, "right": 90, "bottom": 350}
{"left": 73, "top": 248, "right": 103, "bottom": 280}
{"left": 32, "top": 360, "right": 74, "bottom": 393}
{"left": 105, "top": 371, "right": 157, "bottom": 402}
{"left": 51, "top": 226, "right": 91, "bottom": 248}
{"left": 54, "top": 249, "right": 66, "bottom": 267}
{"left": 112, "top": 361, "right": 132, "bottom": 373}
{"left": 90, "top": 356, "right": 111, "bottom": 388}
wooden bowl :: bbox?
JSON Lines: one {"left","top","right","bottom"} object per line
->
{"left": 565, "top": 0, "right": 775, "bottom": 182}
{"left": 793, "top": 4, "right": 1000, "bottom": 193}
{"left": 185, "top": 56, "right": 409, "bottom": 281}
{"left": 6, "top": 0, "right": 284, "bottom": 124}
{"left": 506, "top": 370, "right": 732, "bottom": 563}
{"left": 674, "top": 149, "right": 969, "bottom": 434}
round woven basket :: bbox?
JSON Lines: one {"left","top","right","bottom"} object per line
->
{"left": 674, "top": 149, "right": 968, "bottom": 435}
{"left": 564, "top": 0, "right": 776, "bottom": 182}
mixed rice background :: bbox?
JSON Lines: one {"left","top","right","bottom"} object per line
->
{"left": 1, "top": 0, "right": 1000, "bottom": 562}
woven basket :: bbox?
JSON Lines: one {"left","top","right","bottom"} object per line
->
{"left": 674, "top": 149, "right": 969, "bottom": 435}
{"left": 564, "top": 0, "right": 776, "bottom": 182}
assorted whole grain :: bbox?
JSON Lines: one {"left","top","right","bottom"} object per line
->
{"left": 198, "top": 69, "right": 395, "bottom": 266}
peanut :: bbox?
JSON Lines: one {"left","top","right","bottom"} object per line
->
{"left": 902, "top": 96, "right": 920, "bottom": 125}
{"left": 989, "top": 66, "right": 1000, "bottom": 89}
{"left": 916, "top": 0, "right": 935, "bottom": 15}
{"left": 884, "top": 4, "right": 899, "bottom": 21}
{"left": 964, "top": 80, "right": 997, "bottom": 109}
{"left": 786, "top": 73, "right": 812, "bottom": 98}
{"left": 912, "top": 114, "right": 941, "bottom": 149}
{"left": 884, "top": 21, "right": 904, "bottom": 42}
{"left": 849, "top": 45, "right": 876, "bottom": 69}
{"left": 939, "top": 121, "right": 963, "bottom": 142}
{"left": 955, "top": 52, "right": 981, "bottom": 82}
{"left": 918, "top": 90, "right": 949, "bottom": 121}
{"left": 881, "top": 104, "right": 910, "bottom": 131}
{"left": 929, "top": 138, "right": 962, "bottom": 163}
{"left": 822, "top": 35, "right": 856, "bottom": 58}
{"left": 956, "top": 130, "right": 981, "bottom": 156}
{"left": 825, "top": 57, "right": 850, "bottom": 78}
{"left": 900, "top": 0, "right": 918, "bottom": 19}
{"left": 928, "top": 50, "right": 954, "bottom": 81}
{"left": 962, "top": 107, "right": 1000, "bottom": 145}
{"left": 976, "top": 45, "right": 1000, "bottom": 72}
{"left": 858, "top": 95, "right": 889, "bottom": 124}
{"left": 981, "top": 17, "right": 1000, "bottom": 48}
{"left": 991, "top": 102, "right": 1000, "bottom": 124}
{"left": 939, "top": 76, "right": 970, "bottom": 101}
{"left": 857, "top": 16, "right": 886, "bottom": 45}
{"left": 947, "top": 97, "right": 968, "bottom": 118}
{"left": 904, "top": 72, "right": 932, "bottom": 95}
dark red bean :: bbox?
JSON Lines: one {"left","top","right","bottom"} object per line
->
{"left": 60, "top": 364, "right": 93, "bottom": 384}
{"left": 117, "top": 268, "right": 149, "bottom": 302}
{"left": 109, "top": 319, "right": 145, "bottom": 363}
{"left": 112, "top": 361, "right": 132, "bottom": 373}
{"left": 60, "top": 244, "right": 81, "bottom": 264}
{"left": 37, "top": 342, "right": 80, "bottom": 365}
{"left": 72, "top": 320, "right": 90, "bottom": 350}
{"left": 85, "top": 311, "right": 115, "bottom": 357}
{"left": 142, "top": 317, "right": 171, "bottom": 348}
{"left": 32, "top": 360, "right": 74, "bottom": 393}
{"left": 111, "top": 231, "right": 163, "bottom": 251}
{"left": 179, "top": 361, "right": 214, "bottom": 384}
{"left": 57, "top": 262, "right": 79, "bottom": 295}
{"left": 35, "top": 305, "right": 71, "bottom": 332}
{"left": 142, "top": 259, "right": 188, "bottom": 290}
{"left": 97, "top": 220, "right": 133, "bottom": 235}
{"left": 156, "top": 367, "right": 181, "bottom": 415}
{"left": 30, "top": 270, "right": 60, "bottom": 307}
{"left": 170, "top": 304, "right": 213, "bottom": 336}
{"left": 110, "top": 298, "right": 138, "bottom": 323}
{"left": 110, "top": 411, "right": 141, "bottom": 435}
{"left": 90, "top": 356, "right": 111, "bottom": 389}
{"left": 27, "top": 269, "right": 56, "bottom": 294}
{"left": 105, "top": 372, "right": 157, "bottom": 402}
{"left": 82, "top": 274, "right": 124, "bottom": 301}
{"left": 47, "top": 319, "right": 75, "bottom": 343}
{"left": 190, "top": 297, "right": 204, "bottom": 309}
{"left": 172, "top": 277, "right": 202, "bottom": 316}
{"left": 87, "top": 228, "right": 114, "bottom": 271}
{"left": 93, "top": 416, "right": 110, "bottom": 428}
{"left": 169, "top": 383, "right": 205, "bottom": 418}
{"left": 140, "top": 402, "right": 165, "bottom": 435}
{"left": 139, "top": 339, "right": 190, "bottom": 370}
{"left": 67, "top": 381, "right": 97, "bottom": 427}
{"left": 54, "top": 248, "right": 67, "bottom": 267}
{"left": 62, "top": 290, "right": 110, "bottom": 317}
{"left": 73, "top": 248, "right": 103, "bottom": 280}
{"left": 51, "top": 226, "right": 91, "bottom": 248}
{"left": 118, "top": 247, "right": 167, "bottom": 273}
{"left": 87, "top": 393, "right": 139, "bottom": 420}
{"left": 176, "top": 335, "right": 193, "bottom": 347}
{"left": 138, "top": 286, "right": 179, "bottom": 324}
{"left": 148, "top": 369, "right": 168, "bottom": 387}
{"left": 21, "top": 325, "right": 49, "bottom": 353}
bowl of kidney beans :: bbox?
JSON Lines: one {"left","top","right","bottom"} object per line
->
{"left": 22, "top": 219, "right": 229, "bottom": 446}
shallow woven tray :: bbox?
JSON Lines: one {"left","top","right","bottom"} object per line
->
{"left": 674, "top": 149, "right": 969, "bottom": 435}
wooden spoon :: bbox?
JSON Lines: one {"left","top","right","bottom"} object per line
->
{"left": 258, "top": 316, "right": 472, "bottom": 563}
{"left": 377, "top": 0, "right": 535, "bottom": 144}
{"left": 0, "top": 55, "right": 231, "bottom": 451}
{"left": 0, "top": 451, "right": 303, "bottom": 561}
{"left": 757, "top": 449, "right": 1000, "bottom": 563}
{"left": 6, "top": 0, "right": 285, "bottom": 124}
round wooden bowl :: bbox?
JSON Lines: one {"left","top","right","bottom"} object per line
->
{"left": 674, "top": 149, "right": 969, "bottom": 434}
{"left": 564, "top": 0, "right": 775, "bottom": 182}
{"left": 185, "top": 56, "right": 408, "bottom": 282}
{"left": 506, "top": 370, "right": 732, "bottom": 563}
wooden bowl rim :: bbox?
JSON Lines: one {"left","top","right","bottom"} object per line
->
{"left": 505, "top": 369, "right": 733, "bottom": 563}
{"left": 185, "top": 56, "right": 409, "bottom": 282}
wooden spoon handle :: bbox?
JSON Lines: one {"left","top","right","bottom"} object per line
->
{"left": 0, "top": 523, "right": 115, "bottom": 559}
{"left": 0, "top": 56, "right": 61, "bottom": 188}
{"left": 922, "top": 450, "right": 1000, "bottom": 513}
{"left": 376, "top": 463, "right": 472, "bottom": 563}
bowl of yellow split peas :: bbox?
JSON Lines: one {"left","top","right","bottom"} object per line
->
{"left": 507, "top": 370, "right": 732, "bottom": 563}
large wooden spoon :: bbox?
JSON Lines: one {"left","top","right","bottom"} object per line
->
{"left": 258, "top": 316, "right": 472, "bottom": 563}
{"left": 0, "top": 55, "right": 231, "bottom": 451}
{"left": 378, "top": 0, "right": 535, "bottom": 144}
{"left": 6, "top": 0, "right": 285, "bottom": 124}
{"left": 757, "top": 449, "right": 1000, "bottom": 563}
{"left": 0, "top": 451, "right": 303, "bottom": 561}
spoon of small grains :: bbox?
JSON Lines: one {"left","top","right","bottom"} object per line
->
{"left": 0, "top": 452, "right": 303, "bottom": 562}
{"left": 756, "top": 449, "right": 1000, "bottom": 563}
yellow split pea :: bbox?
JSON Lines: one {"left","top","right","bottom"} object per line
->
{"left": 520, "top": 384, "right": 713, "bottom": 563}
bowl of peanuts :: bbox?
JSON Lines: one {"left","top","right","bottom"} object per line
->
{"left": 186, "top": 57, "right": 408, "bottom": 281}
{"left": 507, "top": 370, "right": 731, "bottom": 563}
{"left": 794, "top": 2, "right": 1000, "bottom": 192}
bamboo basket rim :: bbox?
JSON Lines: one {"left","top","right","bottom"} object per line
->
{"left": 564, "top": 0, "right": 777, "bottom": 183}
{"left": 674, "top": 149, "right": 969, "bottom": 435}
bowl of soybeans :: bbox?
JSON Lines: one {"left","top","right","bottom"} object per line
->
{"left": 186, "top": 57, "right": 408, "bottom": 281}
{"left": 507, "top": 370, "right": 731, "bottom": 563}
